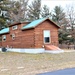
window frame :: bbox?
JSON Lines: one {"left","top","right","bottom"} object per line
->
{"left": 12, "top": 34, "right": 15, "bottom": 40}
{"left": 12, "top": 25, "right": 18, "bottom": 30}
{"left": 2, "top": 35, "right": 6, "bottom": 41}
{"left": 43, "top": 30, "right": 51, "bottom": 44}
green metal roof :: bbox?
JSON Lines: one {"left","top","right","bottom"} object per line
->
{"left": 22, "top": 18, "right": 47, "bottom": 30}
{"left": 0, "top": 18, "right": 59, "bottom": 35}
{"left": 0, "top": 28, "right": 9, "bottom": 35}
{"left": 22, "top": 18, "right": 59, "bottom": 30}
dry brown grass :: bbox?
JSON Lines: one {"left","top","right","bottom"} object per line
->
{"left": 0, "top": 51, "right": 75, "bottom": 75}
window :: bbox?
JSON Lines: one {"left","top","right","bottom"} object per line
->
{"left": 12, "top": 34, "right": 15, "bottom": 40}
{"left": 12, "top": 25, "right": 17, "bottom": 30}
{"left": 44, "top": 37, "right": 49, "bottom": 42}
{"left": 2, "top": 35, "right": 6, "bottom": 41}
{"left": 44, "top": 30, "right": 50, "bottom": 43}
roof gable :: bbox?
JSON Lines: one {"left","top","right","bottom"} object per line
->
{"left": 22, "top": 18, "right": 60, "bottom": 30}
{"left": 22, "top": 18, "right": 46, "bottom": 30}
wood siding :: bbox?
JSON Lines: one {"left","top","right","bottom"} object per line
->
{"left": 34, "top": 20, "right": 59, "bottom": 48}
{"left": 1, "top": 20, "right": 59, "bottom": 48}
{"left": 1, "top": 23, "right": 35, "bottom": 48}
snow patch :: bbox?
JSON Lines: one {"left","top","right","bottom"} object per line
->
{"left": 45, "top": 50, "right": 64, "bottom": 54}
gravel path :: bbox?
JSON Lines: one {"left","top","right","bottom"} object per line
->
{"left": 0, "top": 51, "right": 75, "bottom": 75}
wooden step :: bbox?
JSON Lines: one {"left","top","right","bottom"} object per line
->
{"left": 45, "top": 45, "right": 61, "bottom": 50}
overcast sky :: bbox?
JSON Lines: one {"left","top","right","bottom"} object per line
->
{"left": 15, "top": 0, "right": 75, "bottom": 11}
{"left": 41, "top": 0, "right": 75, "bottom": 11}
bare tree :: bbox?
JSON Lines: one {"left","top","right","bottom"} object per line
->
{"left": 8, "top": 0, "right": 29, "bottom": 22}
{"left": 66, "top": 4, "right": 75, "bottom": 49}
{"left": 66, "top": 4, "right": 75, "bottom": 29}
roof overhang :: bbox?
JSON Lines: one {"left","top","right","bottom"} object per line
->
{"left": 47, "top": 18, "right": 60, "bottom": 28}
{"left": 0, "top": 28, "right": 9, "bottom": 35}
{"left": 22, "top": 27, "right": 34, "bottom": 30}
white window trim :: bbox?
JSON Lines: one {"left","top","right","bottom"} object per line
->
{"left": 12, "top": 34, "right": 15, "bottom": 40}
{"left": 12, "top": 25, "right": 18, "bottom": 30}
{"left": 43, "top": 30, "right": 51, "bottom": 44}
{"left": 2, "top": 35, "right": 6, "bottom": 41}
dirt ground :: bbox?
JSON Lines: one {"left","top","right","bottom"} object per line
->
{"left": 0, "top": 51, "right": 75, "bottom": 75}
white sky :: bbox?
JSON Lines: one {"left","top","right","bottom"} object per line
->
{"left": 14, "top": 0, "right": 75, "bottom": 11}
{"left": 41, "top": 0, "right": 75, "bottom": 11}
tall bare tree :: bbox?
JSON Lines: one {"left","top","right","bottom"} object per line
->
{"left": 66, "top": 4, "right": 75, "bottom": 49}
{"left": 66, "top": 4, "right": 75, "bottom": 31}
{"left": 8, "top": 0, "right": 29, "bottom": 22}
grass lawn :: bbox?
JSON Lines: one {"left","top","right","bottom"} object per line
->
{"left": 0, "top": 51, "right": 75, "bottom": 75}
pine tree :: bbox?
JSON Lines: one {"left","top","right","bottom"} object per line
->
{"left": 52, "top": 6, "right": 66, "bottom": 26}
{"left": 0, "top": 0, "right": 10, "bottom": 30}
{"left": 52, "top": 6, "right": 69, "bottom": 44}
{"left": 41, "top": 5, "right": 51, "bottom": 18}
{"left": 27, "top": 0, "right": 41, "bottom": 21}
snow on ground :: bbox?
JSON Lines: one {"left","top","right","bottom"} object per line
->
{"left": 0, "top": 48, "right": 64, "bottom": 54}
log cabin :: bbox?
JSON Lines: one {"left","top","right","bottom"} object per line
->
{"left": 0, "top": 17, "right": 60, "bottom": 53}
